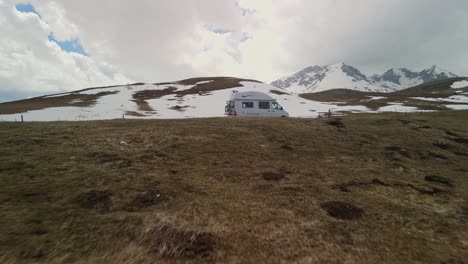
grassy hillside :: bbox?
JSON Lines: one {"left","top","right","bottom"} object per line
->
{"left": 0, "top": 77, "right": 261, "bottom": 115}
{"left": 301, "top": 78, "right": 468, "bottom": 111}
{"left": 1, "top": 112, "right": 468, "bottom": 263}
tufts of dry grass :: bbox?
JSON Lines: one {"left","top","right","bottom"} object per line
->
{"left": 0, "top": 111, "right": 468, "bottom": 263}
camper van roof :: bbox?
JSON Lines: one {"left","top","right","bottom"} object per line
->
{"left": 229, "top": 91, "right": 275, "bottom": 101}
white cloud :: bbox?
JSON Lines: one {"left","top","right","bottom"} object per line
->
{"left": 1, "top": 0, "right": 467, "bottom": 100}
{"left": 0, "top": 0, "right": 132, "bottom": 101}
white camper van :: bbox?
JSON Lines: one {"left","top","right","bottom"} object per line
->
{"left": 225, "top": 91, "right": 289, "bottom": 117}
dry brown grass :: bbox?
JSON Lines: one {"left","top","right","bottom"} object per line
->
{"left": 300, "top": 86, "right": 468, "bottom": 111}
{"left": 1, "top": 111, "right": 468, "bottom": 263}
{"left": 0, "top": 91, "right": 119, "bottom": 115}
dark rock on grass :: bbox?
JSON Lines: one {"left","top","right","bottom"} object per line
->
{"left": 326, "top": 118, "right": 345, "bottom": 128}
{"left": 261, "top": 172, "right": 285, "bottom": 181}
{"left": 320, "top": 201, "right": 363, "bottom": 220}
{"left": 425, "top": 175, "right": 452, "bottom": 186}
{"left": 281, "top": 144, "right": 294, "bottom": 151}
{"left": 75, "top": 190, "right": 112, "bottom": 211}
{"left": 144, "top": 225, "right": 215, "bottom": 259}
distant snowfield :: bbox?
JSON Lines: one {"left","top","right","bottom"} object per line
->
{"left": 451, "top": 80, "right": 468, "bottom": 89}
{"left": 410, "top": 95, "right": 468, "bottom": 104}
{"left": 1, "top": 81, "right": 467, "bottom": 122}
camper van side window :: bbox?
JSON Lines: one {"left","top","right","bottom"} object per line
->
{"left": 242, "top": 102, "right": 254, "bottom": 108}
{"left": 259, "top": 101, "right": 270, "bottom": 109}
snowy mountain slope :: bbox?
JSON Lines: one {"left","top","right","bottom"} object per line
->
{"left": 0, "top": 77, "right": 370, "bottom": 121}
{"left": 1, "top": 76, "right": 467, "bottom": 122}
{"left": 271, "top": 63, "right": 458, "bottom": 94}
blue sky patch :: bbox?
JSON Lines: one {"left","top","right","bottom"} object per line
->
{"left": 16, "top": 4, "right": 87, "bottom": 56}
{"left": 48, "top": 34, "right": 88, "bottom": 56}
{"left": 15, "top": 3, "right": 41, "bottom": 18}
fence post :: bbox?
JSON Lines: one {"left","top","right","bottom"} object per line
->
{"left": 21, "top": 115, "right": 23, "bottom": 123}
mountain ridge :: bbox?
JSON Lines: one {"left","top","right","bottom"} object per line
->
{"left": 271, "top": 63, "right": 458, "bottom": 94}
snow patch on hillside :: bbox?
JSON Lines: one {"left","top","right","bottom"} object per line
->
{"left": 2, "top": 79, "right": 468, "bottom": 122}
{"left": 451, "top": 81, "right": 468, "bottom": 89}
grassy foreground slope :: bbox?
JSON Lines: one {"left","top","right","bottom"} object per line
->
{"left": 1, "top": 112, "right": 468, "bottom": 263}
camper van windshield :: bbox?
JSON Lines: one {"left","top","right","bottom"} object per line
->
{"left": 272, "top": 102, "right": 283, "bottom": 110}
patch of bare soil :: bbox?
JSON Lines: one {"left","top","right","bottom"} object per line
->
{"left": 261, "top": 172, "right": 285, "bottom": 181}
{"left": 125, "top": 111, "right": 146, "bottom": 117}
{"left": 425, "top": 175, "right": 452, "bottom": 186}
{"left": 326, "top": 118, "right": 345, "bottom": 128}
{"left": 281, "top": 144, "right": 294, "bottom": 151}
{"left": 320, "top": 201, "right": 363, "bottom": 220}
{"left": 452, "top": 137, "right": 468, "bottom": 145}
{"left": 127, "top": 190, "right": 163, "bottom": 211}
{"left": 133, "top": 87, "right": 177, "bottom": 101}
{"left": 143, "top": 224, "right": 216, "bottom": 259}
{"left": 270, "top": 89, "right": 290, "bottom": 95}
{"left": 0, "top": 161, "right": 33, "bottom": 172}
{"left": 169, "top": 105, "right": 190, "bottom": 112}
{"left": 75, "top": 190, "right": 112, "bottom": 211}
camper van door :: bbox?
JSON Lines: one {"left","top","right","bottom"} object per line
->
{"left": 258, "top": 101, "right": 273, "bottom": 117}
{"left": 238, "top": 100, "right": 259, "bottom": 116}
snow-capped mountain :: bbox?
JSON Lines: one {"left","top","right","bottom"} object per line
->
{"left": 271, "top": 63, "right": 458, "bottom": 94}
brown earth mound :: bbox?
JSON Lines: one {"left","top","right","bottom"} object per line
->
{"left": 320, "top": 201, "right": 363, "bottom": 220}
{"left": 75, "top": 190, "right": 112, "bottom": 211}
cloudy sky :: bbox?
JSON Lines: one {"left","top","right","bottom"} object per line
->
{"left": 1, "top": 0, "right": 467, "bottom": 101}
